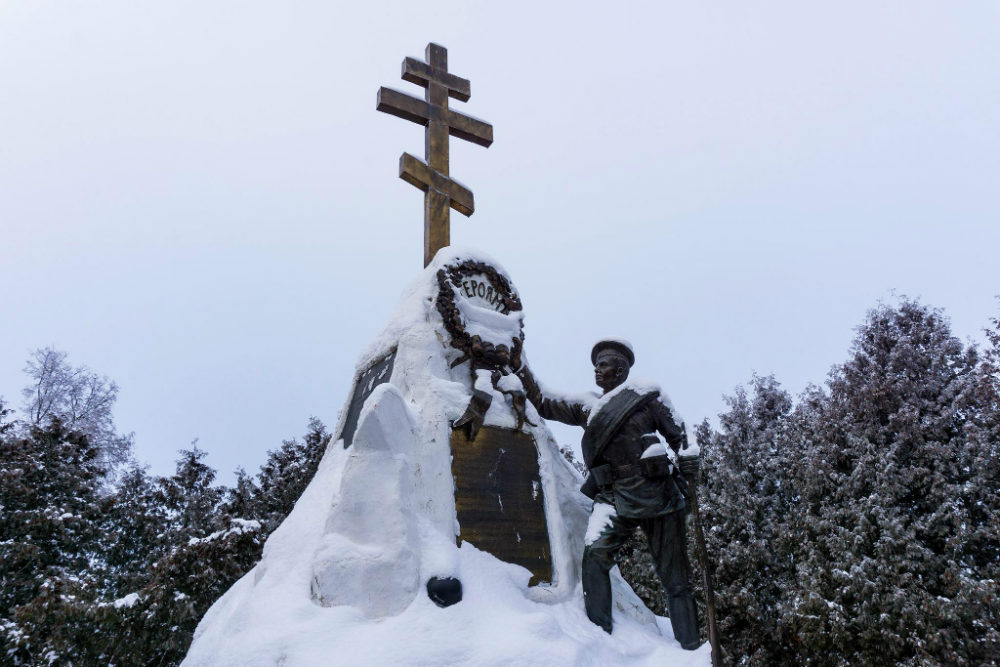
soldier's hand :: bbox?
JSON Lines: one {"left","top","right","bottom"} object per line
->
{"left": 678, "top": 453, "right": 700, "bottom": 479}
{"left": 454, "top": 388, "right": 493, "bottom": 441}
{"left": 453, "top": 406, "right": 485, "bottom": 440}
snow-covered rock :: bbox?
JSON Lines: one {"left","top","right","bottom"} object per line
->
{"left": 311, "top": 383, "right": 421, "bottom": 618}
{"left": 181, "top": 247, "right": 710, "bottom": 667}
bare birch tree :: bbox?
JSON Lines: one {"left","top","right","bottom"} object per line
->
{"left": 21, "top": 347, "right": 134, "bottom": 472}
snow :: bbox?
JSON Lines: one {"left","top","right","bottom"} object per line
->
{"left": 497, "top": 372, "right": 523, "bottom": 393}
{"left": 113, "top": 592, "right": 140, "bottom": 609}
{"left": 586, "top": 379, "right": 661, "bottom": 426}
{"left": 641, "top": 440, "right": 668, "bottom": 459}
{"left": 188, "top": 519, "right": 261, "bottom": 546}
{"left": 593, "top": 337, "right": 634, "bottom": 356}
{"left": 457, "top": 297, "right": 523, "bottom": 346}
{"left": 182, "top": 247, "right": 710, "bottom": 667}
{"left": 473, "top": 368, "right": 494, "bottom": 394}
{"left": 585, "top": 502, "right": 617, "bottom": 546}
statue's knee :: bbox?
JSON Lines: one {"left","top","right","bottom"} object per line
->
{"left": 583, "top": 543, "right": 615, "bottom": 570}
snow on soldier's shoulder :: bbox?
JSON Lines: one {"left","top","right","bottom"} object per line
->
{"left": 586, "top": 377, "right": 660, "bottom": 425}
{"left": 612, "top": 377, "right": 686, "bottom": 431}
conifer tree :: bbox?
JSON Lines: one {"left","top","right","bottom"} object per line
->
{"left": 785, "top": 301, "right": 997, "bottom": 666}
{"left": 246, "top": 417, "right": 330, "bottom": 529}
{"left": 0, "top": 419, "right": 106, "bottom": 664}
{"left": 104, "top": 420, "right": 330, "bottom": 667}
{"left": 97, "top": 443, "right": 263, "bottom": 667}
{"left": 98, "top": 465, "right": 169, "bottom": 597}
{"left": 694, "top": 375, "right": 798, "bottom": 666}
{"left": 157, "top": 444, "right": 226, "bottom": 542}
{"left": 689, "top": 300, "right": 1000, "bottom": 666}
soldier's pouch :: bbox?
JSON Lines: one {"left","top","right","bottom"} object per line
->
{"left": 639, "top": 454, "right": 673, "bottom": 478}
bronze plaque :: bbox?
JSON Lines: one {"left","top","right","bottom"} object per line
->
{"left": 340, "top": 350, "right": 396, "bottom": 448}
{"left": 450, "top": 426, "right": 552, "bottom": 586}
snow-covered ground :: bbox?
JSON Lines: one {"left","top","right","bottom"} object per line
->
{"left": 182, "top": 248, "right": 711, "bottom": 667}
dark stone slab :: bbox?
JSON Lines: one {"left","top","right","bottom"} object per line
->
{"left": 426, "top": 577, "right": 462, "bottom": 607}
{"left": 450, "top": 426, "right": 552, "bottom": 586}
{"left": 340, "top": 350, "right": 396, "bottom": 448}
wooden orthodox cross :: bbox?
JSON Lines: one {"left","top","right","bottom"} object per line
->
{"left": 377, "top": 43, "right": 493, "bottom": 267}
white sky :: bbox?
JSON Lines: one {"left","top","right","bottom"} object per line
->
{"left": 2, "top": 1, "right": 998, "bottom": 482}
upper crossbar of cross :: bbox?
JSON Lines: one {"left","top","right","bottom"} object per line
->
{"left": 377, "top": 43, "right": 493, "bottom": 267}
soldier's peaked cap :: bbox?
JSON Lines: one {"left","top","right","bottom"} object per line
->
{"left": 591, "top": 338, "right": 635, "bottom": 367}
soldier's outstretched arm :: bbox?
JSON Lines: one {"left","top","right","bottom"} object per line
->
{"left": 517, "top": 365, "right": 589, "bottom": 427}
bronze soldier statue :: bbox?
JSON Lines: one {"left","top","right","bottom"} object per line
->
{"left": 517, "top": 339, "right": 700, "bottom": 649}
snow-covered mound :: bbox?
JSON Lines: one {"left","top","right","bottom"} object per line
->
{"left": 181, "top": 247, "right": 710, "bottom": 667}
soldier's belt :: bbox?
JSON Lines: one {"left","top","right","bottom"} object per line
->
{"left": 590, "top": 454, "right": 674, "bottom": 488}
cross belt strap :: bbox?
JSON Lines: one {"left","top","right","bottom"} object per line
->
{"left": 581, "top": 389, "right": 660, "bottom": 468}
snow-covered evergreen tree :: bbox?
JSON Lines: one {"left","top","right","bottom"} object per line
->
{"left": 157, "top": 444, "right": 226, "bottom": 542}
{"left": 243, "top": 416, "right": 330, "bottom": 530}
{"left": 0, "top": 418, "right": 107, "bottom": 664}
{"left": 785, "top": 301, "right": 998, "bottom": 665}
{"left": 690, "top": 301, "right": 1000, "bottom": 666}
{"left": 97, "top": 465, "right": 169, "bottom": 597}
{"left": 694, "top": 375, "right": 799, "bottom": 666}
{"left": 102, "top": 420, "right": 329, "bottom": 667}
{"left": 2, "top": 350, "right": 331, "bottom": 666}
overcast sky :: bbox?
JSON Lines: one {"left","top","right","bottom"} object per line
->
{"left": 2, "top": 1, "right": 998, "bottom": 483}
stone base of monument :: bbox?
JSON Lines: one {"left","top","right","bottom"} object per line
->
{"left": 181, "top": 248, "right": 711, "bottom": 667}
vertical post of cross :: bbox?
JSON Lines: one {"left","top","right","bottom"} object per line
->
{"left": 376, "top": 43, "right": 493, "bottom": 267}
{"left": 423, "top": 44, "right": 451, "bottom": 267}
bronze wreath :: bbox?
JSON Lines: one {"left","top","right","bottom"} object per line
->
{"left": 435, "top": 261, "right": 525, "bottom": 374}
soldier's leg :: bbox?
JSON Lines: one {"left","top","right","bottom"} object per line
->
{"left": 643, "top": 511, "right": 700, "bottom": 649}
{"left": 581, "top": 501, "right": 635, "bottom": 634}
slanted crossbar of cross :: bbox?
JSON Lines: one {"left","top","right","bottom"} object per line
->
{"left": 377, "top": 43, "right": 493, "bottom": 267}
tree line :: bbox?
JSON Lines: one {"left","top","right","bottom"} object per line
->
{"left": 1, "top": 349, "right": 330, "bottom": 666}
{"left": 3, "top": 298, "right": 998, "bottom": 666}
{"left": 621, "top": 300, "right": 999, "bottom": 665}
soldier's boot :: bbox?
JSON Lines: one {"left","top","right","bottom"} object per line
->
{"left": 665, "top": 583, "right": 700, "bottom": 649}
{"left": 645, "top": 511, "right": 701, "bottom": 649}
